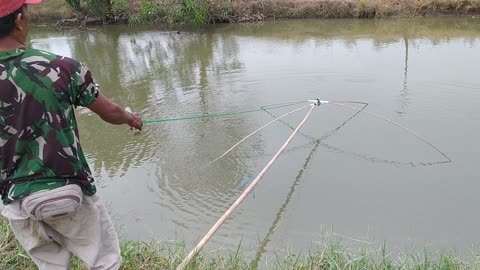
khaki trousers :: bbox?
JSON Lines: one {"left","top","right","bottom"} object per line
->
{"left": 2, "top": 193, "right": 122, "bottom": 270}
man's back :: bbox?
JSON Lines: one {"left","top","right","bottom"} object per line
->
{"left": 0, "top": 3, "right": 142, "bottom": 268}
{"left": 0, "top": 48, "right": 97, "bottom": 204}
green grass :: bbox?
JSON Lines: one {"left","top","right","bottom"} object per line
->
{"left": 29, "top": 0, "right": 480, "bottom": 25}
{"left": 1, "top": 218, "right": 480, "bottom": 269}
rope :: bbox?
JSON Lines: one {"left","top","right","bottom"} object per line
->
{"left": 176, "top": 104, "right": 317, "bottom": 270}
{"left": 143, "top": 101, "right": 309, "bottom": 124}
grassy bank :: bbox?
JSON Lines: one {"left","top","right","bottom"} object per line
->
{"left": 30, "top": 0, "right": 480, "bottom": 25}
{"left": 1, "top": 218, "right": 480, "bottom": 269}
{"left": 29, "top": 0, "right": 75, "bottom": 23}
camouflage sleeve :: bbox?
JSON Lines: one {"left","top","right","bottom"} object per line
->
{"left": 71, "top": 64, "right": 99, "bottom": 107}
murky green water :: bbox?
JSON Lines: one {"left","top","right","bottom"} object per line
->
{"left": 28, "top": 18, "right": 480, "bottom": 258}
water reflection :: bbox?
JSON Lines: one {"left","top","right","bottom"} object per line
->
{"left": 397, "top": 36, "right": 410, "bottom": 117}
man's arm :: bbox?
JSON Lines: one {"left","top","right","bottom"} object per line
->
{"left": 87, "top": 93, "right": 143, "bottom": 130}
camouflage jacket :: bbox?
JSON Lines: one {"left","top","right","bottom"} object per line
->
{"left": 0, "top": 48, "right": 98, "bottom": 204}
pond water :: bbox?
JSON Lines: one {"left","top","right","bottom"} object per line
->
{"left": 29, "top": 18, "right": 480, "bottom": 260}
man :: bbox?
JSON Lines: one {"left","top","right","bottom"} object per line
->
{"left": 0, "top": 1, "right": 143, "bottom": 269}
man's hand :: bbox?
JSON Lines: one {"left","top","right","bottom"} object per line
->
{"left": 127, "top": 112, "right": 143, "bottom": 131}
{"left": 88, "top": 93, "right": 143, "bottom": 130}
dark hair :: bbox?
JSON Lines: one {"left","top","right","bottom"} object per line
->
{"left": 0, "top": 5, "right": 24, "bottom": 39}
